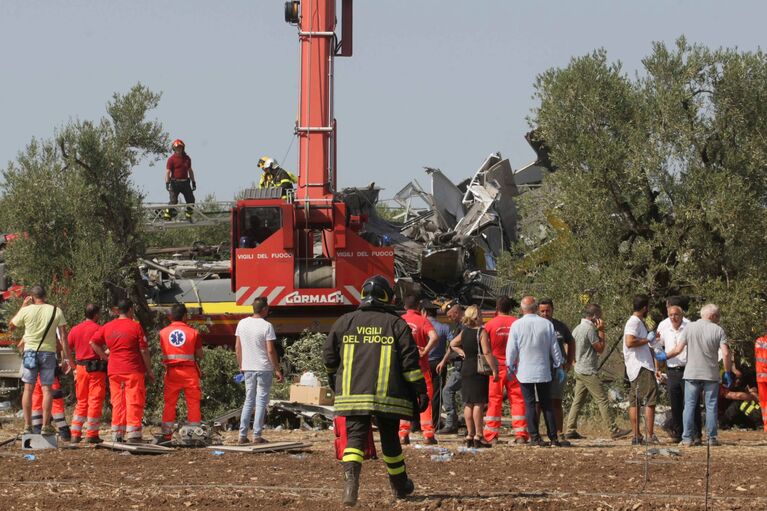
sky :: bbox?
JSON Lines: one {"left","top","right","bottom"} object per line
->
{"left": 1, "top": 1, "right": 765, "bottom": 204}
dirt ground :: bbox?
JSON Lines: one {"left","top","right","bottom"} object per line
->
{"left": 0, "top": 426, "right": 765, "bottom": 511}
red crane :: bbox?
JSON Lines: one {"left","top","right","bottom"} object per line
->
{"left": 230, "top": 0, "right": 394, "bottom": 314}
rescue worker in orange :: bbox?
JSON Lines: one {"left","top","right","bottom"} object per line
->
{"left": 399, "top": 294, "right": 439, "bottom": 445}
{"left": 90, "top": 299, "right": 155, "bottom": 443}
{"left": 164, "top": 139, "right": 196, "bottom": 221}
{"left": 67, "top": 304, "right": 108, "bottom": 443}
{"left": 31, "top": 375, "right": 70, "bottom": 439}
{"left": 755, "top": 323, "right": 767, "bottom": 431}
{"left": 482, "top": 296, "right": 529, "bottom": 444}
{"left": 159, "top": 304, "right": 204, "bottom": 442}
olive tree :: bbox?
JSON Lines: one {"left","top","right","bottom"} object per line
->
{"left": 1, "top": 84, "right": 168, "bottom": 330}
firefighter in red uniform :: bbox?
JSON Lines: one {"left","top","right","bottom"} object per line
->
{"left": 163, "top": 139, "right": 196, "bottom": 221}
{"left": 159, "top": 304, "right": 204, "bottom": 442}
{"left": 399, "top": 294, "right": 439, "bottom": 445}
{"left": 483, "top": 296, "right": 529, "bottom": 443}
{"left": 67, "top": 304, "right": 107, "bottom": 443}
{"left": 755, "top": 325, "right": 767, "bottom": 431}
{"left": 90, "top": 299, "right": 155, "bottom": 443}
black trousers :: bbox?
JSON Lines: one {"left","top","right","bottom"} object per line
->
{"left": 344, "top": 415, "right": 406, "bottom": 477}
{"left": 428, "top": 360, "right": 443, "bottom": 428}
{"left": 168, "top": 179, "right": 195, "bottom": 215}
{"left": 520, "top": 381, "right": 557, "bottom": 441}
{"left": 667, "top": 367, "right": 701, "bottom": 439}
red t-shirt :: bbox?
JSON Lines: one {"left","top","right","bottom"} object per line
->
{"left": 166, "top": 153, "right": 192, "bottom": 180}
{"left": 68, "top": 319, "right": 102, "bottom": 361}
{"left": 92, "top": 318, "right": 148, "bottom": 375}
{"left": 484, "top": 314, "right": 517, "bottom": 362}
{"left": 401, "top": 310, "right": 436, "bottom": 370}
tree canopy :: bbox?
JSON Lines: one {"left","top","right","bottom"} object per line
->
{"left": 1, "top": 84, "right": 168, "bottom": 329}
{"left": 506, "top": 37, "right": 767, "bottom": 356}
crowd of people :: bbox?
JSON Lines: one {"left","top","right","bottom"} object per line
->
{"left": 9, "top": 285, "right": 282, "bottom": 445}
{"left": 8, "top": 277, "right": 766, "bottom": 507}
{"left": 322, "top": 278, "right": 765, "bottom": 505}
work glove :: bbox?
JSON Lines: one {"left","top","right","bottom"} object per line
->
{"left": 723, "top": 371, "right": 735, "bottom": 388}
{"left": 555, "top": 366, "right": 566, "bottom": 384}
{"left": 647, "top": 331, "right": 656, "bottom": 345}
{"left": 233, "top": 373, "right": 244, "bottom": 384}
{"left": 654, "top": 350, "right": 668, "bottom": 362}
{"left": 166, "top": 182, "right": 172, "bottom": 192}
{"left": 191, "top": 180, "right": 197, "bottom": 191}
{"left": 417, "top": 393, "right": 430, "bottom": 413}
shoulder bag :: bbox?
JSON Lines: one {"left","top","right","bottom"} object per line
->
{"left": 476, "top": 328, "right": 493, "bottom": 376}
{"left": 22, "top": 305, "right": 58, "bottom": 370}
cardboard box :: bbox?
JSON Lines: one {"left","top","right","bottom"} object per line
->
{"left": 289, "top": 384, "right": 334, "bottom": 405}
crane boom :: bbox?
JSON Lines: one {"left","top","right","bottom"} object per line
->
{"left": 229, "top": 0, "right": 393, "bottom": 312}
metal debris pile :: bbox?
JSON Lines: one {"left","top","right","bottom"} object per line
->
{"left": 339, "top": 133, "right": 551, "bottom": 305}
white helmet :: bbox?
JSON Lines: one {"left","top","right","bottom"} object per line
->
{"left": 258, "top": 156, "right": 277, "bottom": 170}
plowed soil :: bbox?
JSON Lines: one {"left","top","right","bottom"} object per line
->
{"left": 0, "top": 427, "right": 764, "bottom": 510}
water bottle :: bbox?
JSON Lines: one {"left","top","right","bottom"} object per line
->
{"left": 430, "top": 453, "right": 453, "bottom": 462}
{"left": 457, "top": 446, "right": 478, "bottom": 455}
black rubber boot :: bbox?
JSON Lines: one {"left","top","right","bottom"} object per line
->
{"left": 342, "top": 462, "right": 362, "bottom": 507}
{"left": 388, "top": 472, "right": 415, "bottom": 500}
{"left": 58, "top": 425, "right": 72, "bottom": 442}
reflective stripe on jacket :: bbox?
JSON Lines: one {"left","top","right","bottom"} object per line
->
{"left": 323, "top": 307, "right": 426, "bottom": 419}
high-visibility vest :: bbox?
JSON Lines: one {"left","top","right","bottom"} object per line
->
{"left": 159, "top": 322, "right": 199, "bottom": 367}
{"left": 740, "top": 400, "right": 761, "bottom": 417}
{"left": 756, "top": 336, "right": 767, "bottom": 382}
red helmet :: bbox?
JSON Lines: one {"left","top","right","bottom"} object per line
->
{"left": 172, "top": 139, "right": 185, "bottom": 149}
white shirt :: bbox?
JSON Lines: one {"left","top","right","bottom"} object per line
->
{"left": 235, "top": 317, "right": 277, "bottom": 371}
{"left": 656, "top": 316, "right": 690, "bottom": 368}
{"left": 623, "top": 315, "right": 655, "bottom": 381}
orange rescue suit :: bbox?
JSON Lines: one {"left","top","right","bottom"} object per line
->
{"left": 755, "top": 336, "right": 767, "bottom": 432}
{"left": 160, "top": 321, "right": 202, "bottom": 435}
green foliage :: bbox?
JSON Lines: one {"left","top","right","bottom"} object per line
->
{"left": 0, "top": 83, "right": 168, "bottom": 330}
{"left": 144, "top": 344, "right": 245, "bottom": 423}
{"left": 505, "top": 38, "right": 767, "bottom": 367}
{"left": 283, "top": 330, "right": 328, "bottom": 384}
{"left": 272, "top": 330, "right": 328, "bottom": 400}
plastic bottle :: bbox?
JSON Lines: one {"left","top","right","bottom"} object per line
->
{"left": 430, "top": 453, "right": 453, "bottom": 462}
{"left": 457, "top": 446, "right": 478, "bottom": 455}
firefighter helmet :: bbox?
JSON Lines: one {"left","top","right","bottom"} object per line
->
{"left": 258, "top": 156, "right": 276, "bottom": 170}
{"left": 172, "top": 139, "right": 185, "bottom": 149}
{"left": 360, "top": 275, "right": 395, "bottom": 307}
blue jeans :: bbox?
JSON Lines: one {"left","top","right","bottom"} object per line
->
{"left": 683, "top": 380, "right": 719, "bottom": 441}
{"left": 239, "top": 371, "right": 273, "bottom": 439}
{"left": 21, "top": 351, "right": 57, "bottom": 386}
{"left": 441, "top": 365, "right": 462, "bottom": 428}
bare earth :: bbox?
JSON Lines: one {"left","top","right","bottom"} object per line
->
{"left": 0, "top": 428, "right": 764, "bottom": 511}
